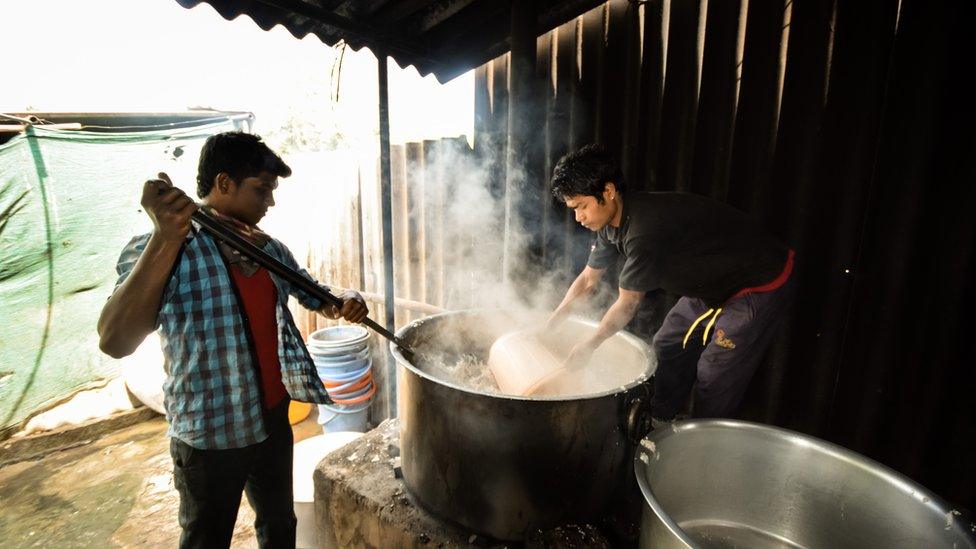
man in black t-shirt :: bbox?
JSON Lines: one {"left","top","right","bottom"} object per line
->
{"left": 546, "top": 145, "right": 795, "bottom": 420}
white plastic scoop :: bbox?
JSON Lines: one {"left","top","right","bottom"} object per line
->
{"left": 487, "top": 320, "right": 656, "bottom": 397}
{"left": 487, "top": 330, "right": 583, "bottom": 396}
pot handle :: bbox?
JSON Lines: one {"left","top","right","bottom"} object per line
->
{"left": 625, "top": 391, "right": 652, "bottom": 442}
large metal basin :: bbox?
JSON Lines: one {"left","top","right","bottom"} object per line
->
{"left": 635, "top": 420, "right": 976, "bottom": 548}
{"left": 392, "top": 310, "right": 656, "bottom": 541}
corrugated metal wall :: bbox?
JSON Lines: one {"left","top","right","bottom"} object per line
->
{"left": 296, "top": 137, "right": 486, "bottom": 422}
{"left": 472, "top": 0, "right": 976, "bottom": 510}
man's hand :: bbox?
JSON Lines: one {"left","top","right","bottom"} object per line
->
{"left": 142, "top": 172, "right": 196, "bottom": 243}
{"left": 565, "top": 340, "right": 597, "bottom": 371}
{"left": 320, "top": 290, "right": 369, "bottom": 323}
{"left": 98, "top": 173, "right": 193, "bottom": 358}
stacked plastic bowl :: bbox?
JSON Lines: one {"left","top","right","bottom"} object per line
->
{"left": 306, "top": 325, "right": 374, "bottom": 431}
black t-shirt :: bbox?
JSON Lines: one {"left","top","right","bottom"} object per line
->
{"left": 587, "top": 192, "right": 789, "bottom": 305}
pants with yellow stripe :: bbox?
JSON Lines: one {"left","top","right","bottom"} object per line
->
{"left": 649, "top": 275, "right": 795, "bottom": 420}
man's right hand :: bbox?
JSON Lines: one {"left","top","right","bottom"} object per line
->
{"left": 141, "top": 172, "right": 197, "bottom": 243}
{"left": 100, "top": 172, "right": 194, "bottom": 359}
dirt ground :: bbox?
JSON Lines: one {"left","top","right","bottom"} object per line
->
{"left": 0, "top": 411, "right": 634, "bottom": 548}
{"left": 0, "top": 412, "right": 324, "bottom": 548}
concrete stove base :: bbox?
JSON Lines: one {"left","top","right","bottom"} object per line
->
{"left": 313, "top": 419, "right": 618, "bottom": 548}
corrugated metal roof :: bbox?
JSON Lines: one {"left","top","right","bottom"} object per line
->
{"left": 174, "top": 0, "right": 604, "bottom": 82}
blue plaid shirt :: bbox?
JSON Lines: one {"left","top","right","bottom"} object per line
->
{"left": 114, "top": 226, "right": 332, "bottom": 449}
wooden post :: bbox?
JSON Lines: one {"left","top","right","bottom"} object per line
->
{"left": 503, "top": 0, "right": 541, "bottom": 286}
{"left": 377, "top": 52, "right": 398, "bottom": 417}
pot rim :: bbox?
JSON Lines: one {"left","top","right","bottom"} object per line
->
{"left": 390, "top": 309, "right": 655, "bottom": 402}
{"left": 633, "top": 419, "right": 973, "bottom": 546}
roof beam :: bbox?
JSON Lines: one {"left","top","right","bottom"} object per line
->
{"left": 251, "top": 0, "right": 436, "bottom": 62}
{"left": 371, "top": 0, "right": 433, "bottom": 24}
{"left": 415, "top": 0, "right": 480, "bottom": 33}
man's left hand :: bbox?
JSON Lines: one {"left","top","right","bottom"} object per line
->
{"left": 321, "top": 290, "right": 369, "bottom": 323}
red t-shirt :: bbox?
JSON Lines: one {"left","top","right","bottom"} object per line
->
{"left": 230, "top": 265, "right": 288, "bottom": 410}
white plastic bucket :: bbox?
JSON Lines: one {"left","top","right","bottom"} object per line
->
{"left": 293, "top": 431, "right": 364, "bottom": 548}
{"left": 317, "top": 400, "right": 371, "bottom": 432}
{"left": 308, "top": 325, "right": 370, "bottom": 353}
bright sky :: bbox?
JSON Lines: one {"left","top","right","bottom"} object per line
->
{"left": 0, "top": 0, "right": 473, "bottom": 146}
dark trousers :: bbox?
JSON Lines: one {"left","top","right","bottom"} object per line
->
{"left": 170, "top": 403, "right": 296, "bottom": 549}
{"left": 649, "top": 276, "right": 796, "bottom": 419}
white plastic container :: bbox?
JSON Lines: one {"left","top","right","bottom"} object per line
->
{"left": 488, "top": 330, "right": 568, "bottom": 396}
{"left": 292, "top": 431, "right": 364, "bottom": 549}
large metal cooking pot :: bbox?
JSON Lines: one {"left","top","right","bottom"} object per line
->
{"left": 391, "top": 310, "right": 656, "bottom": 541}
{"left": 635, "top": 420, "right": 976, "bottom": 548}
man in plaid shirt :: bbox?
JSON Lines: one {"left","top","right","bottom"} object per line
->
{"left": 98, "top": 132, "right": 368, "bottom": 548}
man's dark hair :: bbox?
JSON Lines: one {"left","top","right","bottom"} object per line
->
{"left": 196, "top": 132, "right": 292, "bottom": 198}
{"left": 550, "top": 144, "right": 625, "bottom": 203}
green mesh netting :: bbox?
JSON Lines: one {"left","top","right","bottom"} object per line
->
{"left": 0, "top": 121, "right": 240, "bottom": 433}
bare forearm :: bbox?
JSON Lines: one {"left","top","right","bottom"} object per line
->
{"left": 551, "top": 280, "right": 587, "bottom": 323}
{"left": 550, "top": 270, "right": 600, "bottom": 327}
{"left": 98, "top": 233, "right": 182, "bottom": 357}
{"left": 586, "top": 294, "right": 641, "bottom": 348}
{"left": 563, "top": 292, "right": 642, "bottom": 369}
